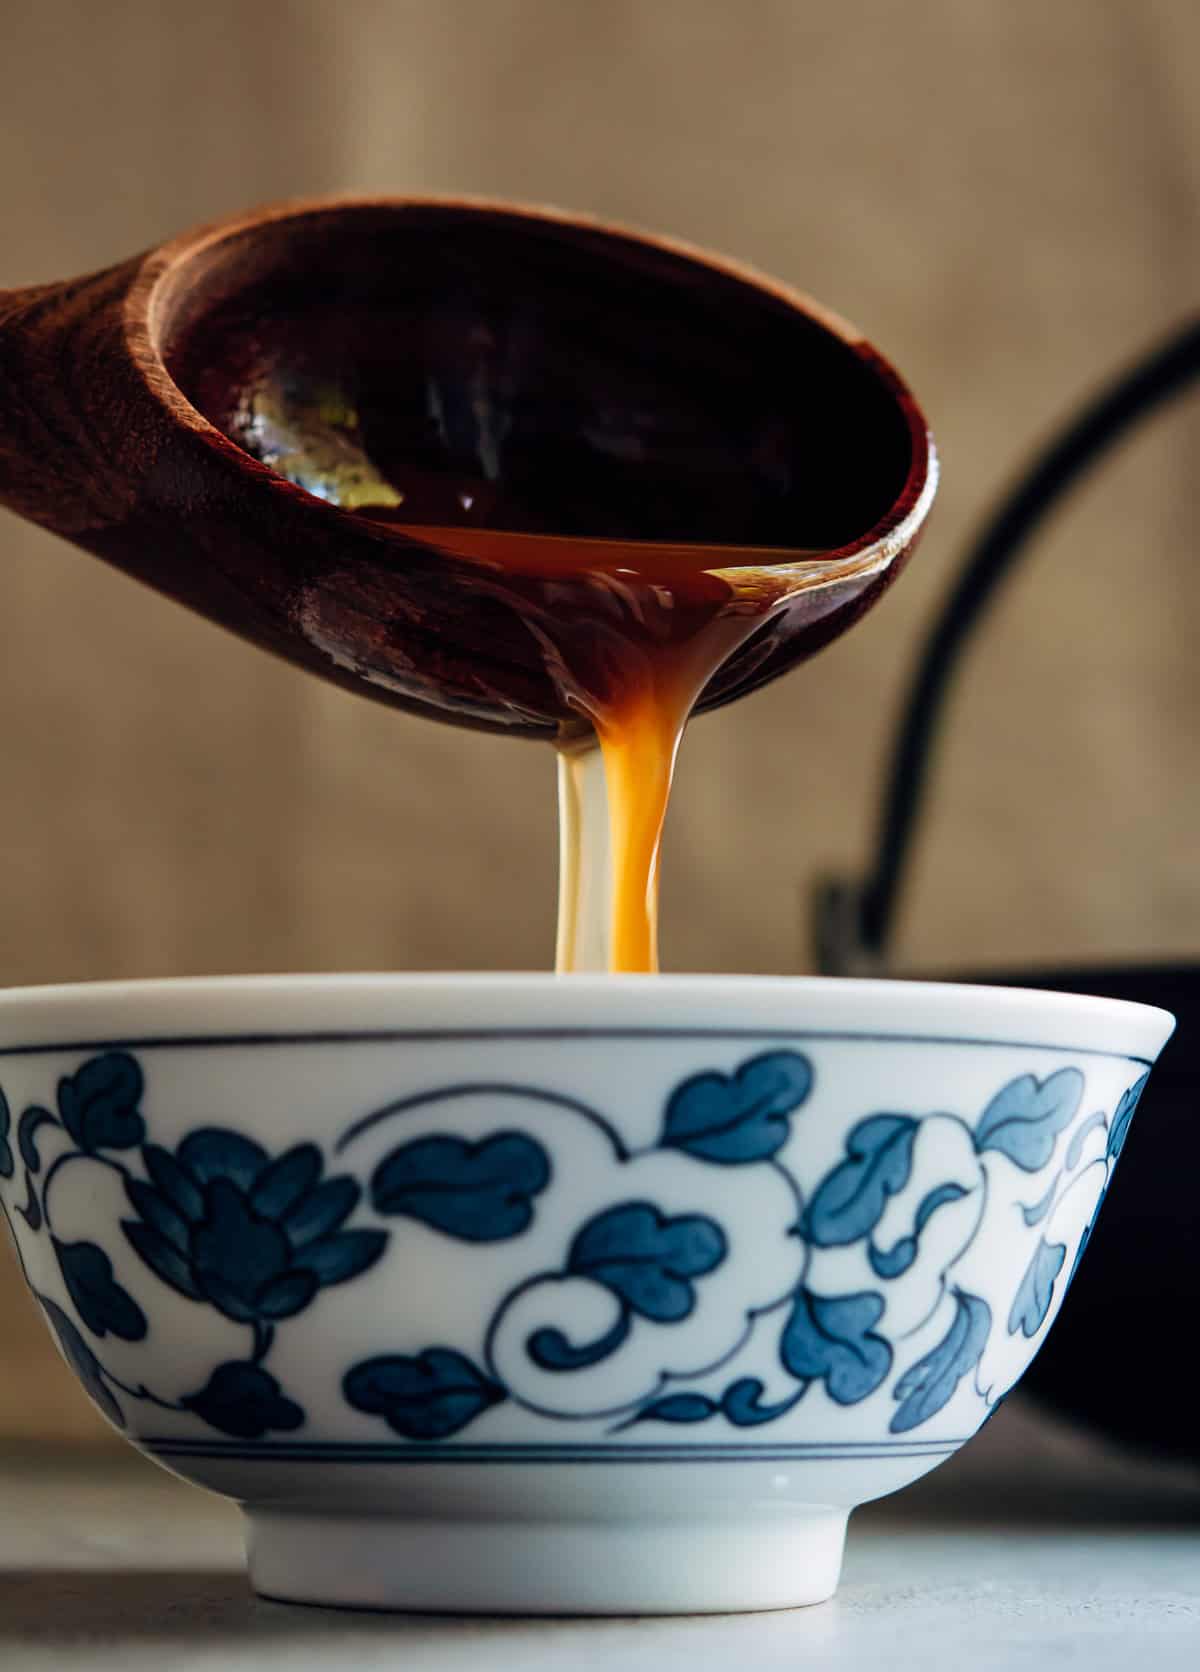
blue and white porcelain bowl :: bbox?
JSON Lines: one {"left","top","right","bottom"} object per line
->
{"left": 0, "top": 975, "right": 1174, "bottom": 1612}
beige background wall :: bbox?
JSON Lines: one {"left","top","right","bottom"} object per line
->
{"left": 1, "top": 0, "right": 1198, "bottom": 1441}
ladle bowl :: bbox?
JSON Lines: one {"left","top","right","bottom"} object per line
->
{"left": 0, "top": 197, "right": 935, "bottom": 740}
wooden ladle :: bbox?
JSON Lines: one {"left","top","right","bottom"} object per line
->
{"left": 0, "top": 197, "right": 935, "bottom": 741}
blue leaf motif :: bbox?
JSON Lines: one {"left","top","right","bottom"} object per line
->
{"left": 181, "top": 1361, "right": 304, "bottom": 1439}
{"left": 178, "top": 1129, "right": 268, "bottom": 1191}
{"left": 566, "top": 1201, "right": 726, "bottom": 1321}
{"left": 974, "top": 1070, "right": 1083, "bottom": 1170}
{"left": 1065, "top": 1110, "right": 1107, "bottom": 1171}
{"left": 720, "top": 1376, "right": 806, "bottom": 1426}
{"left": 54, "top": 1238, "right": 147, "bottom": 1341}
{"left": 18, "top": 1106, "right": 57, "bottom": 1173}
{"left": 282, "top": 1176, "right": 360, "bottom": 1245}
{"left": 57, "top": 1054, "right": 145, "bottom": 1153}
{"left": 802, "top": 1115, "right": 918, "bottom": 1248}
{"left": 659, "top": 1051, "right": 813, "bottom": 1164}
{"left": 371, "top": 1132, "right": 550, "bottom": 1242}
{"left": 0, "top": 1089, "right": 13, "bottom": 1179}
{"left": 868, "top": 1239, "right": 917, "bottom": 1280}
{"left": 299, "top": 1229, "right": 387, "bottom": 1286}
{"left": 1019, "top": 1177, "right": 1058, "bottom": 1228}
{"left": 15, "top": 1168, "right": 42, "bottom": 1230}
{"left": 890, "top": 1291, "right": 991, "bottom": 1433}
{"left": 250, "top": 1145, "right": 323, "bottom": 1219}
{"left": 254, "top": 1271, "right": 318, "bottom": 1320}
{"left": 529, "top": 1203, "right": 726, "bottom": 1375}
{"left": 527, "top": 1311, "right": 631, "bottom": 1372}
{"left": 122, "top": 1222, "right": 202, "bottom": 1301}
{"left": 1106, "top": 1073, "right": 1149, "bottom": 1165}
{"left": 915, "top": 1181, "right": 968, "bottom": 1234}
{"left": 125, "top": 1178, "right": 190, "bottom": 1254}
{"left": 780, "top": 1288, "right": 892, "bottom": 1404}
{"left": 37, "top": 1295, "right": 125, "bottom": 1429}
{"left": 630, "top": 1391, "right": 717, "bottom": 1425}
{"left": 54, "top": 1243, "right": 147, "bottom": 1344}
{"left": 1008, "top": 1238, "right": 1066, "bottom": 1339}
{"left": 868, "top": 1181, "right": 970, "bottom": 1280}
{"left": 141, "top": 1144, "right": 205, "bottom": 1222}
{"left": 343, "top": 1348, "right": 505, "bottom": 1439}
{"left": 627, "top": 1377, "right": 805, "bottom": 1430}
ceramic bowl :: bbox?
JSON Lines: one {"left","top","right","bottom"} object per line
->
{"left": 955, "top": 962, "right": 1198, "bottom": 1462}
{"left": 0, "top": 975, "right": 1173, "bottom": 1613}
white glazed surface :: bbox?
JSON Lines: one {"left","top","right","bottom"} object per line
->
{"left": 0, "top": 976, "right": 1174, "bottom": 1612}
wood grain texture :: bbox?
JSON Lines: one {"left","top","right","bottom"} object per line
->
{"left": 1, "top": 0, "right": 1198, "bottom": 1445}
{"left": 0, "top": 198, "right": 931, "bottom": 745}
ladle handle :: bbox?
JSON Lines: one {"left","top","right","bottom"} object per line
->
{"left": 814, "top": 313, "right": 1200, "bottom": 976}
{"left": 0, "top": 282, "right": 59, "bottom": 522}
{"left": 0, "top": 258, "right": 151, "bottom": 535}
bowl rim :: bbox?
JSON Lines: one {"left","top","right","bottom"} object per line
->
{"left": 0, "top": 973, "right": 1174, "bottom": 1062}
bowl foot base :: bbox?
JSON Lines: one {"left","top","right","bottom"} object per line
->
{"left": 244, "top": 1505, "right": 849, "bottom": 1614}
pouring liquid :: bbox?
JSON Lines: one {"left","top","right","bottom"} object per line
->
{"left": 354, "top": 515, "right": 814, "bottom": 973}
{"left": 164, "top": 217, "right": 917, "bottom": 972}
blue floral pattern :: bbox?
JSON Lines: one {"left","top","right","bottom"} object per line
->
{"left": 123, "top": 1130, "right": 386, "bottom": 1328}
{"left": 181, "top": 1361, "right": 304, "bottom": 1439}
{"left": 659, "top": 1051, "right": 812, "bottom": 1163}
{"left": 0, "top": 1044, "right": 1148, "bottom": 1448}
{"left": 36, "top": 1295, "right": 129, "bottom": 1429}
{"left": 0, "top": 1089, "right": 13, "bottom": 1180}
{"left": 890, "top": 1290, "right": 992, "bottom": 1434}
{"left": 370, "top": 1131, "right": 550, "bottom": 1240}
{"left": 343, "top": 1349, "right": 506, "bottom": 1440}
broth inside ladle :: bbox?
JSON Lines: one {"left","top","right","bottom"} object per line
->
{"left": 164, "top": 206, "right": 924, "bottom": 971}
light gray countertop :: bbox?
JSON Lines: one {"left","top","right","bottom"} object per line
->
{"left": 3, "top": 1403, "right": 1199, "bottom": 1670}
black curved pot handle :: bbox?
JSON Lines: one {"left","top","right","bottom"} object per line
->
{"left": 815, "top": 314, "right": 1200, "bottom": 975}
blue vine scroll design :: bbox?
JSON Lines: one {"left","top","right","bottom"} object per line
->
{"left": 0, "top": 1046, "right": 1149, "bottom": 1448}
{"left": 0, "top": 1054, "right": 387, "bottom": 1438}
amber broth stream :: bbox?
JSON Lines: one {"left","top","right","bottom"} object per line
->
{"left": 165, "top": 209, "right": 918, "bottom": 971}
